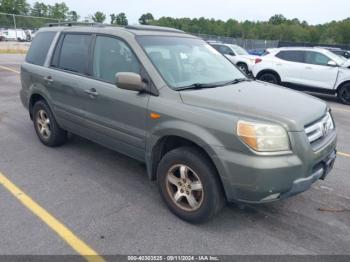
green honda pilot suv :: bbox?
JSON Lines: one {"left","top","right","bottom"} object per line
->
{"left": 20, "top": 24, "right": 337, "bottom": 223}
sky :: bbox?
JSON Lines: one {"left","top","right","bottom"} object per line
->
{"left": 28, "top": 0, "right": 350, "bottom": 25}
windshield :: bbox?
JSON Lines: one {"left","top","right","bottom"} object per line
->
{"left": 229, "top": 45, "right": 249, "bottom": 55}
{"left": 137, "top": 36, "right": 245, "bottom": 89}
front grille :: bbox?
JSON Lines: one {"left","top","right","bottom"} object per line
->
{"left": 305, "top": 112, "right": 334, "bottom": 144}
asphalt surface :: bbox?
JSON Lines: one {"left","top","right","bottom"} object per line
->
{"left": 0, "top": 54, "right": 350, "bottom": 257}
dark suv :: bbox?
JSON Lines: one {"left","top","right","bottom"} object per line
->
{"left": 20, "top": 24, "right": 337, "bottom": 223}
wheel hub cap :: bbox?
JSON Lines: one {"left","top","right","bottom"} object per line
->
{"left": 166, "top": 164, "right": 204, "bottom": 212}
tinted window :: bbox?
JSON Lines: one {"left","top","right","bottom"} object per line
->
{"left": 92, "top": 36, "right": 140, "bottom": 83}
{"left": 212, "top": 45, "right": 234, "bottom": 56}
{"left": 26, "top": 32, "right": 56, "bottom": 66}
{"left": 305, "top": 51, "right": 330, "bottom": 66}
{"left": 57, "top": 34, "right": 91, "bottom": 74}
{"left": 276, "top": 51, "right": 304, "bottom": 63}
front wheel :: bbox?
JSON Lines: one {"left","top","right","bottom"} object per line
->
{"left": 338, "top": 84, "right": 350, "bottom": 105}
{"left": 157, "top": 146, "right": 225, "bottom": 223}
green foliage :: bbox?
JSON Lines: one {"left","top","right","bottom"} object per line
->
{"left": 150, "top": 15, "right": 350, "bottom": 45}
{"left": 139, "top": 13, "right": 154, "bottom": 25}
{"left": 92, "top": 11, "right": 106, "bottom": 23}
{"left": 110, "top": 12, "right": 128, "bottom": 25}
{"left": 0, "top": 0, "right": 30, "bottom": 15}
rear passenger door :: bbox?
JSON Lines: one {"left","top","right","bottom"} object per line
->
{"left": 275, "top": 50, "right": 305, "bottom": 84}
{"left": 48, "top": 33, "right": 93, "bottom": 134}
{"left": 80, "top": 35, "right": 150, "bottom": 161}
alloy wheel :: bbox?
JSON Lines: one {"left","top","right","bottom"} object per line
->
{"left": 165, "top": 164, "right": 204, "bottom": 212}
{"left": 36, "top": 109, "right": 51, "bottom": 139}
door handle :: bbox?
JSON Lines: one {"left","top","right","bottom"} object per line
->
{"left": 43, "top": 76, "right": 54, "bottom": 84}
{"left": 84, "top": 88, "right": 99, "bottom": 98}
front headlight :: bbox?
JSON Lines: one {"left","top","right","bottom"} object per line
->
{"left": 237, "top": 121, "right": 290, "bottom": 152}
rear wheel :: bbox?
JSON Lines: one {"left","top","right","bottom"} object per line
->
{"left": 157, "top": 146, "right": 225, "bottom": 223}
{"left": 258, "top": 72, "right": 279, "bottom": 84}
{"left": 338, "top": 83, "right": 350, "bottom": 105}
{"left": 237, "top": 63, "right": 249, "bottom": 74}
{"left": 33, "top": 100, "right": 67, "bottom": 147}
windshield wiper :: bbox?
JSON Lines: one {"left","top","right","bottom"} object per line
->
{"left": 175, "top": 78, "right": 252, "bottom": 91}
{"left": 175, "top": 82, "right": 224, "bottom": 91}
{"left": 221, "top": 78, "right": 252, "bottom": 86}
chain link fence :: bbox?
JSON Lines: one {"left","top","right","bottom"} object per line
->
{"left": 0, "top": 12, "right": 59, "bottom": 41}
{"left": 192, "top": 33, "right": 279, "bottom": 51}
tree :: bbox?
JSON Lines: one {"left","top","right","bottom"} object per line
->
{"left": 111, "top": 12, "right": 128, "bottom": 25}
{"left": 48, "top": 2, "right": 69, "bottom": 20}
{"left": 0, "top": 0, "right": 30, "bottom": 15}
{"left": 268, "top": 14, "right": 287, "bottom": 25}
{"left": 92, "top": 11, "right": 106, "bottom": 23}
{"left": 139, "top": 13, "right": 154, "bottom": 25}
{"left": 30, "top": 2, "right": 48, "bottom": 17}
{"left": 67, "top": 10, "right": 79, "bottom": 22}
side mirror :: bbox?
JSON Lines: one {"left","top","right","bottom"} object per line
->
{"left": 327, "top": 60, "right": 338, "bottom": 67}
{"left": 115, "top": 72, "right": 145, "bottom": 92}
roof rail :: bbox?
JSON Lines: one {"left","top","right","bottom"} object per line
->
{"left": 46, "top": 22, "right": 105, "bottom": 27}
{"left": 125, "top": 25, "right": 185, "bottom": 33}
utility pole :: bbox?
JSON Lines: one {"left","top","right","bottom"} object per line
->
{"left": 12, "top": 14, "right": 18, "bottom": 41}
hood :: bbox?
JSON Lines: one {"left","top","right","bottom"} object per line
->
{"left": 341, "top": 60, "right": 350, "bottom": 68}
{"left": 180, "top": 81, "right": 327, "bottom": 131}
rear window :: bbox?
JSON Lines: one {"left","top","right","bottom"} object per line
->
{"left": 26, "top": 32, "right": 56, "bottom": 66}
{"left": 276, "top": 50, "right": 304, "bottom": 63}
{"left": 52, "top": 34, "right": 92, "bottom": 74}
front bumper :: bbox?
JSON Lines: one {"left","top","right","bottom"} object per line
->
{"left": 210, "top": 130, "right": 337, "bottom": 203}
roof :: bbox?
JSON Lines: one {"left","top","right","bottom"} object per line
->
{"left": 267, "top": 46, "right": 332, "bottom": 53}
{"left": 41, "top": 23, "right": 189, "bottom": 37}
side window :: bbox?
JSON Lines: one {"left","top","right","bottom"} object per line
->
{"left": 276, "top": 51, "right": 304, "bottom": 63}
{"left": 305, "top": 51, "right": 331, "bottom": 66}
{"left": 54, "top": 34, "right": 91, "bottom": 74}
{"left": 92, "top": 36, "right": 140, "bottom": 83}
{"left": 212, "top": 45, "right": 234, "bottom": 56}
{"left": 26, "top": 31, "right": 56, "bottom": 66}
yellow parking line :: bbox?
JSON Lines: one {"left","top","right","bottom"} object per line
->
{"left": 0, "top": 65, "right": 20, "bottom": 74}
{"left": 338, "top": 151, "right": 350, "bottom": 158}
{"left": 0, "top": 172, "right": 105, "bottom": 262}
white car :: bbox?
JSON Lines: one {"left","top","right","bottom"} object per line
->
{"left": 0, "top": 29, "right": 28, "bottom": 41}
{"left": 209, "top": 42, "right": 259, "bottom": 74}
{"left": 252, "top": 47, "right": 350, "bottom": 105}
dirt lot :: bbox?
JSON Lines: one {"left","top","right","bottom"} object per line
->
{"left": 0, "top": 41, "right": 29, "bottom": 54}
{"left": 0, "top": 54, "right": 350, "bottom": 260}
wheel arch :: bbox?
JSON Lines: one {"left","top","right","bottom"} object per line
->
{"left": 336, "top": 80, "right": 350, "bottom": 91}
{"left": 147, "top": 134, "right": 227, "bottom": 200}
{"left": 29, "top": 93, "right": 47, "bottom": 119}
{"left": 256, "top": 69, "right": 281, "bottom": 83}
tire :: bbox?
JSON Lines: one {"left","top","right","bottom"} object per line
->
{"left": 32, "top": 100, "right": 67, "bottom": 147}
{"left": 258, "top": 72, "right": 279, "bottom": 84}
{"left": 338, "top": 83, "right": 350, "bottom": 105}
{"left": 237, "top": 63, "right": 249, "bottom": 75}
{"left": 157, "top": 146, "right": 225, "bottom": 223}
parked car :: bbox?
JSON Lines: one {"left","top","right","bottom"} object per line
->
{"left": 0, "top": 29, "right": 28, "bottom": 41}
{"left": 318, "top": 46, "right": 350, "bottom": 59}
{"left": 20, "top": 25, "right": 337, "bottom": 223}
{"left": 248, "top": 49, "right": 266, "bottom": 56}
{"left": 252, "top": 47, "right": 350, "bottom": 104}
{"left": 208, "top": 42, "right": 260, "bottom": 74}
